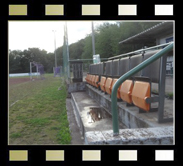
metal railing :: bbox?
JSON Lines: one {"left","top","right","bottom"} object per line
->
{"left": 111, "top": 42, "right": 174, "bottom": 136}
{"left": 108, "top": 42, "right": 173, "bottom": 60}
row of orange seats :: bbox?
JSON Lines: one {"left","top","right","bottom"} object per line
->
{"left": 85, "top": 74, "right": 151, "bottom": 112}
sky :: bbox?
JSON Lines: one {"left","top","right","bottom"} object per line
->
{"left": 9, "top": 21, "right": 117, "bottom": 53}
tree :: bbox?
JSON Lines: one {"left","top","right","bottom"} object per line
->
{"left": 9, "top": 50, "right": 23, "bottom": 73}
{"left": 9, "top": 48, "right": 53, "bottom": 73}
{"left": 69, "top": 39, "right": 85, "bottom": 60}
{"left": 81, "top": 34, "right": 93, "bottom": 59}
{"left": 45, "top": 52, "right": 55, "bottom": 73}
{"left": 95, "top": 23, "right": 121, "bottom": 58}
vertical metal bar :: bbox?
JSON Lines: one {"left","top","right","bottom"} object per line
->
{"left": 102, "top": 62, "right": 104, "bottom": 75}
{"left": 158, "top": 54, "right": 167, "bottom": 123}
{"left": 30, "top": 62, "right": 32, "bottom": 80}
{"left": 118, "top": 59, "right": 120, "bottom": 77}
{"left": 92, "top": 21, "right": 95, "bottom": 56}
{"left": 129, "top": 56, "right": 131, "bottom": 71}
{"left": 53, "top": 30, "right": 57, "bottom": 68}
{"left": 36, "top": 65, "right": 38, "bottom": 78}
{"left": 111, "top": 60, "right": 113, "bottom": 77}
{"left": 65, "top": 22, "right": 70, "bottom": 79}
{"left": 82, "top": 63, "right": 83, "bottom": 81}
{"left": 62, "top": 35, "right": 65, "bottom": 76}
{"left": 141, "top": 51, "right": 145, "bottom": 76}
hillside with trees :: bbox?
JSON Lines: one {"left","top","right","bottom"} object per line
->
{"left": 9, "top": 22, "right": 161, "bottom": 73}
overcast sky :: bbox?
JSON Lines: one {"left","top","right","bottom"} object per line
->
{"left": 9, "top": 21, "right": 117, "bottom": 53}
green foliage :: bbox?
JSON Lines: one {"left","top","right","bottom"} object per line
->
{"left": 9, "top": 50, "right": 24, "bottom": 73}
{"left": 56, "top": 107, "right": 71, "bottom": 144}
{"left": 81, "top": 35, "right": 93, "bottom": 59}
{"left": 95, "top": 23, "right": 120, "bottom": 58}
{"left": 166, "top": 92, "right": 173, "bottom": 99}
{"left": 69, "top": 39, "right": 85, "bottom": 60}
{"left": 9, "top": 48, "right": 62, "bottom": 73}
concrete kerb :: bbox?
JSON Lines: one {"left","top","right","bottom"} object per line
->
{"left": 71, "top": 94, "right": 85, "bottom": 137}
{"left": 85, "top": 126, "right": 173, "bottom": 145}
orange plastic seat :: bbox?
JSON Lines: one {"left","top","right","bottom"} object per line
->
{"left": 94, "top": 75, "right": 100, "bottom": 88}
{"left": 88, "top": 74, "right": 92, "bottom": 84}
{"left": 119, "top": 80, "right": 133, "bottom": 104}
{"left": 131, "top": 81, "right": 150, "bottom": 111}
{"left": 110, "top": 79, "right": 121, "bottom": 99}
{"left": 87, "top": 74, "right": 91, "bottom": 84}
{"left": 99, "top": 76, "right": 107, "bottom": 92}
{"left": 91, "top": 75, "right": 96, "bottom": 86}
{"left": 85, "top": 74, "right": 90, "bottom": 83}
{"left": 105, "top": 77, "right": 113, "bottom": 95}
{"left": 89, "top": 75, "right": 94, "bottom": 85}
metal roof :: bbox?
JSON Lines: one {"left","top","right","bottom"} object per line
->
{"left": 119, "top": 22, "right": 173, "bottom": 45}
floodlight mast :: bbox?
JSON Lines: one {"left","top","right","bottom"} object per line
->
{"left": 91, "top": 21, "right": 95, "bottom": 56}
{"left": 63, "top": 22, "right": 70, "bottom": 79}
{"left": 52, "top": 30, "right": 57, "bottom": 68}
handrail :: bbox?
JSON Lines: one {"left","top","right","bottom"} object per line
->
{"left": 111, "top": 42, "right": 174, "bottom": 136}
{"left": 108, "top": 42, "right": 173, "bottom": 60}
{"left": 69, "top": 58, "right": 108, "bottom": 62}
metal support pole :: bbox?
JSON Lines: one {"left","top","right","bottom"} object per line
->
{"left": 111, "top": 43, "right": 173, "bottom": 136}
{"left": 141, "top": 50, "right": 145, "bottom": 76}
{"left": 30, "top": 62, "right": 32, "bottom": 80}
{"left": 158, "top": 54, "right": 167, "bottom": 122}
{"left": 65, "top": 22, "right": 70, "bottom": 80}
{"left": 111, "top": 60, "right": 113, "bottom": 77}
{"left": 36, "top": 65, "right": 38, "bottom": 78}
{"left": 92, "top": 21, "right": 95, "bottom": 56}
{"left": 158, "top": 53, "right": 173, "bottom": 123}
{"left": 53, "top": 30, "right": 57, "bottom": 68}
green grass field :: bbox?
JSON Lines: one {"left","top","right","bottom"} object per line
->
{"left": 9, "top": 74, "right": 71, "bottom": 145}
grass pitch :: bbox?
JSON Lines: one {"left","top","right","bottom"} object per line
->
{"left": 9, "top": 74, "right": 71, "bottom": 145}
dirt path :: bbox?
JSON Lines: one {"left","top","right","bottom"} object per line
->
{"left": 9, "top": 77, "right": 31, "bottom": 86}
